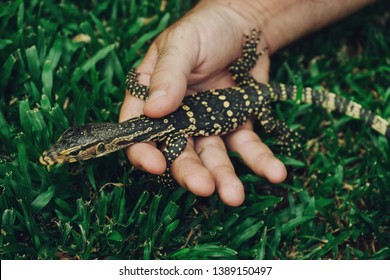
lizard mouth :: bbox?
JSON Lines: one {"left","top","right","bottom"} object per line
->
{"left": 39, "top": 150, "right": 60, "bottom": 166}
{"left": 39, "top": 150, "right": 77, "bottom": 166}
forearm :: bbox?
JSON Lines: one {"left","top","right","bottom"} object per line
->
{"left": 203, "top": 0, "right": 377, "bottom": 53}
{"left": 257, "top": 0, "right": 377, "bottom": 53}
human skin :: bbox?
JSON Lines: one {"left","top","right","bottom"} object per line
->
{"left": 119, "top": 0, "right": 377, "bottom": 206}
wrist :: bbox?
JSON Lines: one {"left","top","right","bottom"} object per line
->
{"left": 194, "top": 0, "right": 270, "bottom": 51}
{"left": 195, "top": 0, "right": 292, "bottom": 53}
{"left": 198, "top": 0, "right": 377, "bottom": 54}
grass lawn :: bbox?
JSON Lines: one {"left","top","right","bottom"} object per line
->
{"left": 0, "top": 0, "right": 389, "bottom": 260}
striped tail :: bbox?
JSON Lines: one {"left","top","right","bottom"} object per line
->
{"left": 270, "top": 83, "right": 390, "bottom": 142}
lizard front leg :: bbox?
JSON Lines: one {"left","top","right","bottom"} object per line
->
{"left": 158, "top": 134, "right": 188, "bottom": 188}
{"left": 125, "top": 69, "right": 150, "bottom": 101}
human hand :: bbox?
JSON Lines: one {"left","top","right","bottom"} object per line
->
{"left": 119, "top": 1, "right": 287, "bottom": 206}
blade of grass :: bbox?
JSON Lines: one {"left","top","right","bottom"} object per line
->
{"left": 71, "top": 43, "right": 116, "bottom": 83}
{"left": 31, "top": 185, "right": 56, "bottom": 213}
{"left": 25, "top": 46, "right": 40, "bottom": 84}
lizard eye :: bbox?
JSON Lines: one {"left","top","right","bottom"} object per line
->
{"left": 68, "top": 150, "right": 79, "bottom": 157}
{"left": 96, "top": 143, "right": 106, "bottom": 153}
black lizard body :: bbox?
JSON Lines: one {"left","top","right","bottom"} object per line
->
{"left": 40, "top": 29, "right": 390, "bottom": 186}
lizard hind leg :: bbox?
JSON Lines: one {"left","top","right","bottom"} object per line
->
{"left": 125, "top": 69, "right": 150, "bottom": 101}
{"left": 274, "top": 127, "right": 303, "bottom": 156}
{"left": 229, "top": 29, "right": 267, "bottom": 86}
{"left": 257, "top": 106, "right": 303, "bottom": 156}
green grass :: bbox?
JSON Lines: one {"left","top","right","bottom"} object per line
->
{"left": 0, "top": 0, "right": 389, "bottom": 260}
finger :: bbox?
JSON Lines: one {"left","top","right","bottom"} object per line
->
{"left": 126, "top": 143, "right": 166, "bottom": 175}
{"left": 144, "top": 27, "right": 199, "bottom": 117}
{"left": 119, "top": 93, "right": 166, "bottom": 175}
{"left": 250, "top": 53, "right": 270, "bottom": 83}
{"left": 119, "top": 91, "right": 147, "bottom": 121}
{"left": 224, "top": 127, "right": 287, "bottom": 184}
{"left": 136, "top": 43, "right": 159, "bottom": 81}
{"left": 195, "top": 136, "right": 245, "bottom": 207}
{"left": 244, "top": 31, "right": 270, "bottom": 84}
{"left": 170, "top": 138, "right": 215, "bottom": 197}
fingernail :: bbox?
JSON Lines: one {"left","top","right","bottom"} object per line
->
{"left": 147, "top": 90, "right": 167, "bottom": 103}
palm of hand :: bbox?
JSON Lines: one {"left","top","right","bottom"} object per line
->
{"left": 119, "top": 7, "right": 286, "bottom": 206}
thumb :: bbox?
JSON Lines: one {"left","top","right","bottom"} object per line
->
{"left": 143, "top": 30, "right": 198, "bottom": 118}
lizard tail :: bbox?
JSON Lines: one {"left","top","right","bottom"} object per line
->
{"left": 270, "top": 83, "right": 390, "bottom": 142}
